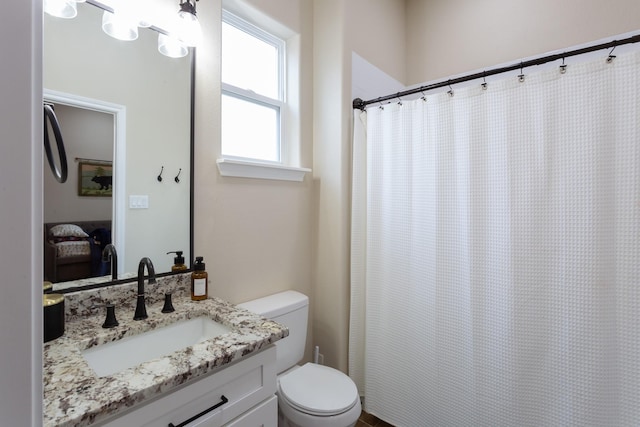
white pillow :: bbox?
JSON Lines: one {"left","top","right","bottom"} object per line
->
{"left": 49, "top": 224, "right": 89, "bottom": 238}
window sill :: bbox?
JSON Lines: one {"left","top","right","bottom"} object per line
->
{"left": 216, "top": 158, "right": 311, "bottom": 182}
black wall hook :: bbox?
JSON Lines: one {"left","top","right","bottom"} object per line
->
{"left": 157, "top": 166, "right": 164, "bottom": 182}
{"left": 174, "top": 168, "right": 182, "bottom": 183}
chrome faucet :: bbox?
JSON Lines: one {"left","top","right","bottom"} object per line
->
{"left": 101, "top": 244, "right": 118, "bottom": 281}
{"left": 134, "top": 257, "right": 156, "bottom": 320}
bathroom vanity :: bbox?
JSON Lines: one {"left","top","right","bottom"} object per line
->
{"left": 43, "top": 274, "right": 288, "bottom": 427}
{"left": 95, "top": 348, "right": 277, "bottom": 427}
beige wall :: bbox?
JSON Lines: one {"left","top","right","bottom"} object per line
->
{"left": 312, "top": 0, "right": 351, "bottom": 371}
{"left": 311, "top": 0, "right": 407, "bottom": 373}
{"left": 406, "top": 0, "right": 640, "bottom": 84}
{"left": 43, "top": 106, "right": 113, "bottom": 223}
{"left": 193, "top": 0, "right": 315, "bottom": 361}
{"left": 347, "top": 0, "right": 406, "bottom": 84}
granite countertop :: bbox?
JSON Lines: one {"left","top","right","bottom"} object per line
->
{"left": 43, "top": 294, "right": 288, "bottom": 427}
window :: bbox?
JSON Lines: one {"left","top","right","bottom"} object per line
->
{"left": 221, "top": 11, "right": 285, "bottom": 163}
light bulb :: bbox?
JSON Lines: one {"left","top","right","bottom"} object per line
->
{"left": 102, "top": 10, "right": 139, "bottom": 41}
{"left": 158, "top": 33, "right": 188, "bottom": 58}
{"left": 44, "top": 0, "right": 77, "bottom": 19}
{"left": 176, "top": 9, "right": 202, "bottom": 47}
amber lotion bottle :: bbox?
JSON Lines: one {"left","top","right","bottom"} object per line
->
{"left": 191, "top": 256, "right": 208, "bottom": 301}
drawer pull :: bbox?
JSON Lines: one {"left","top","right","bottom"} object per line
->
{"left": 168, "top": 395, "right": 229, "bottom": 427}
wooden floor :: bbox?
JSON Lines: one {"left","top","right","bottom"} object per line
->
{"left": 356, "top": 411, "right": 396, "bottom": 427}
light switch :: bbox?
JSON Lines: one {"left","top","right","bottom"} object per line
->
{"left": 129, "top": 195, "right": 149, "bottom": 209}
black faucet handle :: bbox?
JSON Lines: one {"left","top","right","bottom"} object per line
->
{"left": 162, "top": 293, "right": 175, "bottom": 313}
{"left": 102, "top": 303, "right": 119, "bottom": 328}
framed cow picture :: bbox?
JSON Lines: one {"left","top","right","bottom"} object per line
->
{"left": 78, "top": 160, "right": 113, "bottom": 197}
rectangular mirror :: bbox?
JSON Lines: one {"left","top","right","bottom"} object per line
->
{"left": 44, "top": 1, "right": 192, "bottom": 288}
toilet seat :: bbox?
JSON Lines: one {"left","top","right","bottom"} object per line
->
{"left": 278, "top": 363, "right": 359, "bottom": 416}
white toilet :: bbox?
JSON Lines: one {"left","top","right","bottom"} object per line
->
{"left": 238, "top": 291, "right": 361, "bottom": 427}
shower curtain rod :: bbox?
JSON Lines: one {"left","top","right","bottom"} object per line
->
{"left": 352, "top": 33, "right": 640, "bottom": 110}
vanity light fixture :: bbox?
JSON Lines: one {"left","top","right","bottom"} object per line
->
{"left": 44, "top": 0, "right": 201, "bottom": 58}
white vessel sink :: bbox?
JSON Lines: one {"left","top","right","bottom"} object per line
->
{"left": 82, "top": 316, "right": 233, "bottom": 377}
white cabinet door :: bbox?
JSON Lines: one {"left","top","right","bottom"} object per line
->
{"left": 223, "top": 395, "right": 277, "bottom": 427}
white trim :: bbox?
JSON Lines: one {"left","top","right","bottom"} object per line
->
{"left": 222, "top": 82, "right": 283, "bottom": 108}
{"left": 43, "top": 89, "right": 126, "bottom": 275}
{"left": 217, "top": 158, "right": 310, "bottom": 182}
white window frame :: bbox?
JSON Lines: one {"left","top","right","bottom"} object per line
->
{"left": 218, "top": 9, "right": 310, "bottom": 181}
{"left": 221, "top": 87, "right": 283, "bottom": 162}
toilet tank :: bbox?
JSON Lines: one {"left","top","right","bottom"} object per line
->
{"left": 237, "top": 291, "right": 308, "bottom": 374}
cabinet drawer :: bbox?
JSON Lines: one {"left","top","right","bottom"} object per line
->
{"left": 99, "top": 346, "right": 276, "bottom": 427}
{"left": 223, "top": 395, "right": 277, "bottom": 427}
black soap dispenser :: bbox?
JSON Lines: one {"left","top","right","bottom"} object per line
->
{"left": 167, "top": 251, "right": 188, "bottom": 272}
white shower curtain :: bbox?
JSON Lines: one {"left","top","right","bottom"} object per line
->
{"left": 350, "top": 51, "right": 640, "bottom": 427}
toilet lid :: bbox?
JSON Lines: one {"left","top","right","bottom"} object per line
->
{"left": 278, "top": 363, "right": 359, "bottom": 416}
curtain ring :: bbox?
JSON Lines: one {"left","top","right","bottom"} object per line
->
{"left": 157, "top": 166, "right": 164, "bottom": 182}
{"left": 396, "top": 94, "right": 403, "bottom": 106}
{"left": 559, "top": 57, "right": 567, "bottom": 74}
{"left": 607, "top": 44, "right": 617, "bottom": 63}
{"left": 420, "top": 90, "right": 427, "bottom": 102}
{"left": 378, "top": 101, "right": 385, "bottom": 110}
{"left": 518, "top": 62, "right": 525, "bottom": 82}
{"left": 481, "top": 72, "right": 488, "bottom": 90}
{"left": 447, "top": 81, "right": 454, "bottom": 97}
